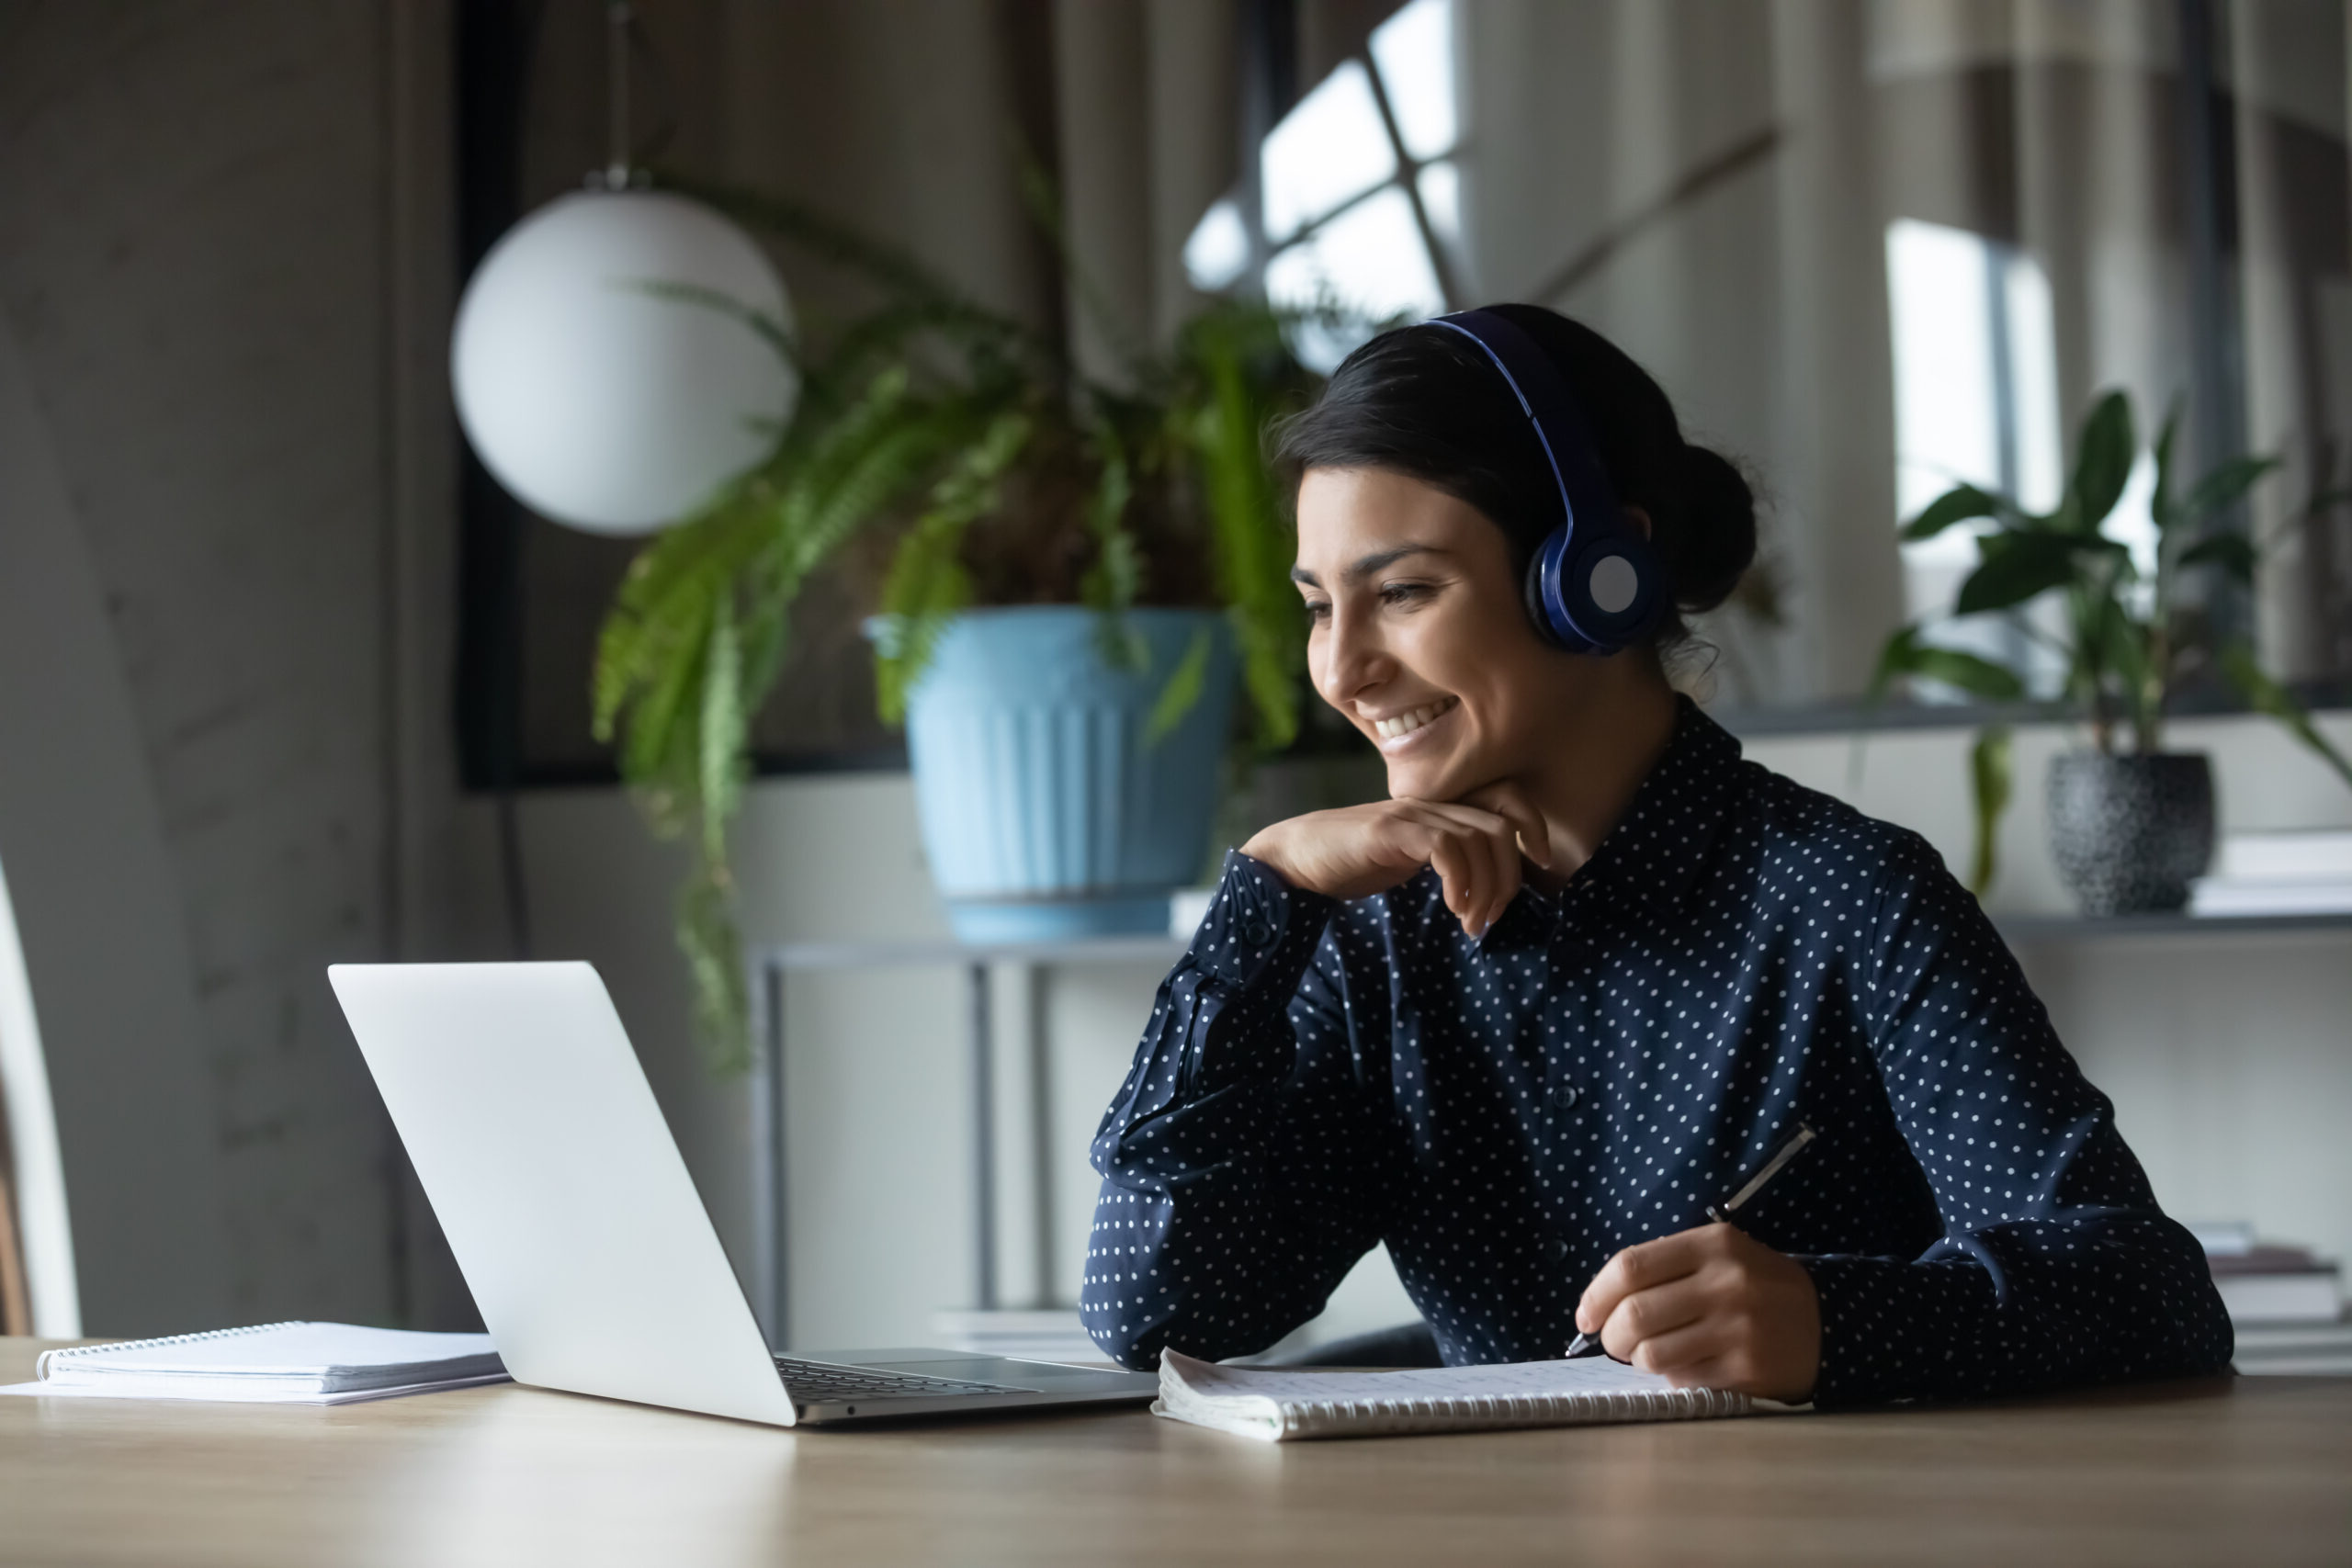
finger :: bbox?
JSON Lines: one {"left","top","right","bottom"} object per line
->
{"left": 1474, "top": 818, "right": 1519, "bottom": 933}
{"left": 1577, "top": 1229, "right": 1713, "bottom": 1334}
{"left": 1621, "top": 1308, "right": 1731, "bottom": 1376}
{"left": 1462, "top": 781, "right": 1553, "bottom": 869}
{"left": 1425, "top": 830, "right": 1482, "bottom": 928}
{"left": 1599, "top": 1275, "right": 1713, "bottom": 1364}
{"left": 1661, "top": 1352, "right": 1747, "bottom": 1393}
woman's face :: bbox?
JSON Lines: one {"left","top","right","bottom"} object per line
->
{"left": 1293, "top": 466, "right": 1609, "bottom": 803}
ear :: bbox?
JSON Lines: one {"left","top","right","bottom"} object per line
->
{"left": 1623, "top": 505, "right": 1654, "bottom": 541}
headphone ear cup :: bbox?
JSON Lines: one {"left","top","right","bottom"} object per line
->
{"left": 1523, "top": 525, "right": 1599, "bottom": 653}
{"left": 1560, "top": 532, "right": 1664, "bottom": 652}
{"left": 1522, "top": 530, "right": 1566, "bottom": 649}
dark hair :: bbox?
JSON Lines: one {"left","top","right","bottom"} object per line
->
{"left": 1275, "top": 303, "right": 1757, "bottom": 652}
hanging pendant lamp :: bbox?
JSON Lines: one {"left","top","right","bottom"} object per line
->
{"left": 449, "top": 4, "right": 796, "bottom": 536}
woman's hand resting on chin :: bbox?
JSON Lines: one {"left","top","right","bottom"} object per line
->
{"left": 1238, "top": 784, "right": 1552, "bottom": 939}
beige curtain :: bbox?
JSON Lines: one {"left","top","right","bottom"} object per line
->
{"left": 2233, "top": 0, "right": 2352, "bottom": 681}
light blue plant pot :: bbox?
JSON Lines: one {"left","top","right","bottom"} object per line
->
{"left": 901, "top": 606, "right": 1238, "bottom": 943}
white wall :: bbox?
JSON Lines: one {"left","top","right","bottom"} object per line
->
{"left": 0, "top": 3, "right": 458, "bottom": 1333}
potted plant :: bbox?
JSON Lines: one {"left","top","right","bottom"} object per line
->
{"left": 1873, "top": 390, "right": 2352, "bottom": 913}
{"left": 590, "top": 180, "right": 1325, "bottom": 1066}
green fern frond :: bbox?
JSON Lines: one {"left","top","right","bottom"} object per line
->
{"left": 697, "top": 598, "right": 747, "bottom": 863}
{"left": 1189, "top": 337, "right": 1304, "bottom": 752}
{"left": 675, "top": 858, "right": 751, "bottom": 1075}
{"left": 875, "top": 410, "right": 1031, "bottom": 719}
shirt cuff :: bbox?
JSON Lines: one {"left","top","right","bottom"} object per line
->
{"left": 1798, "top": 1252, "right": 1998, "bottom": 1408}
{"left": 1186, "top": 850, "right": 1335, "bottom": 991}
{"left": 1174, "top": 851, "right": 1336, "bottom": 1091}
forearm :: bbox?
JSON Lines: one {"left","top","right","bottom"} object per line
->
{"left": 1803, "top": 1207, "right": 2232, "bottom": 1407}
{"left": 1080, "top": 852, "right": 1378, "bottom": 1367}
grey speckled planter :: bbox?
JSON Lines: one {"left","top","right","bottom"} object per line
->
{"left": 2046, "top": 752, "right": 2215, "bottom": 916}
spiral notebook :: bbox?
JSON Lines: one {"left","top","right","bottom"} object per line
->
{"left": 2, "top": 1321, "right": 507, "bottom": 1404}
{"left": 1155, "top": 1348, "right": 1793, "bottom": 1441}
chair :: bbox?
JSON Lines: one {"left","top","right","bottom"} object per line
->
{"left": 0, "top": 852, "right": 79, "bottom": 1337}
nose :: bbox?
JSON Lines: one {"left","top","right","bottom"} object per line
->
{"left": 1314, "top": 597, "right": 1394, "bottom": 714}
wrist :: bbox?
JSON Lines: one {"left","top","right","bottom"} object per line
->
{"left": 1236, "top": 830, "right": 1303, "bottom": 891}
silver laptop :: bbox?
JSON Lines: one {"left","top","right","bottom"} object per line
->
{"left": 328, "top": 960, "right": 1158, "bottom": 1427}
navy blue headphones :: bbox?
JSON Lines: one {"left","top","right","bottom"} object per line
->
{"left": 1428, "top": 309, "right": 1665, "bottom": 655}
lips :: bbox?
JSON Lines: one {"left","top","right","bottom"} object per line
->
{"left": 1371, "top": 696, "right": 1458, "bottom": 741}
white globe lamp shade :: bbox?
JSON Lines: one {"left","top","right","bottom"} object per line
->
{"left": 451, "top": 189, "right": 797, "bottom": 536}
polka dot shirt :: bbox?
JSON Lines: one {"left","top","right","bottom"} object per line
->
{"left": 1080, "top": 700, "right": 2233, "bottom": 1407}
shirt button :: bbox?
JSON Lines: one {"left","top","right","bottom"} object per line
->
{"left": 1546, "top": 1237, "right": 1571, "bottom": 1261}
{"left": 1240, "top": 915, "right": 1275, "bottom": 946}
{"left": 1547, "top": 1083, "right": 1581, "bottom": 1111}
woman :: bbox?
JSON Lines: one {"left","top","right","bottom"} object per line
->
{"left": 1079, "top": 304, "right": 2232, "bottom": 1407}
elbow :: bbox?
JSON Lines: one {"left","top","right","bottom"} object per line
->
{"left": 1078, "top": 1293, "right": 1164, "bottom": 1372}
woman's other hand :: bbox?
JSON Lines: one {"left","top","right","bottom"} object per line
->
{"left": 1574, "top": 1224, "right": 1821, "bottom": 1403}
{"left": 1239, "top": 784, "right": 1551, "bottom": 938}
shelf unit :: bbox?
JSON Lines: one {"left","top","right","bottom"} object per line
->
{"left": 748, "top": 934, "right": 1188, "bottom": 1349}
{"left": 1996, "top": 910, "right": 2352, "bottom": 943}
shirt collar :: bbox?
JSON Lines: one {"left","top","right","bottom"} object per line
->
{"left": 1484, "top": 696, "right": 1746, "bottom": 949}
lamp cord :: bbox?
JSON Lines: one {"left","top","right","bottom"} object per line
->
{"left": 604, "top": 2, "right": 633, "bottom": 188}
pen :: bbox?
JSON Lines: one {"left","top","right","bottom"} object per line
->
{"left": 1565, "top": 1122, "right": 1819, "bottom": 1359}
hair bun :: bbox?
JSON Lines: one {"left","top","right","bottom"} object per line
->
{"left": 1661, "top": 444, "right": 1757, "bottom": 615}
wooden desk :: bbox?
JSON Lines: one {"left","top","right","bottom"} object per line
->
{"left": 2, "top": 1339, "right": 2346, "bottom": 1566}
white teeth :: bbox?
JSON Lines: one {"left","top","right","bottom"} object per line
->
{"left": 1373, "top": 700, "right": 1453, "bottom": 740}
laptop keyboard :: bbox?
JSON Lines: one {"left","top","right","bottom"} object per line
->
{"left": 773, "top": 1356, "right": 1017, "bottom": 1403}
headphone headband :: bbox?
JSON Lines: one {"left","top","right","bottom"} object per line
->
{"left": 1429, "top": 310, "right": 1664, "bottom": 653}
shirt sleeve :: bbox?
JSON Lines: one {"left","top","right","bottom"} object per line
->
{"left": 1079, "top": 851, "right": 1401, "bottom": 1369}
{"left": 1800, "top": 831, "right": 2234, "bottom": 1406}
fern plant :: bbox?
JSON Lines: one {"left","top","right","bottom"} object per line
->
{"left": 593, "top": 180, "right": 1323, "bottom": 1070}
{"left": 1872, "top": 390, "right": 2352, "bottom": 898}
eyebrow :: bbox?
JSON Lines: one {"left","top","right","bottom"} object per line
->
{"left": 1289, "top": 544, "right": 1445, "bottom": 590}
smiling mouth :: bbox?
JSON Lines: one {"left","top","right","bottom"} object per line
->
{"left": 1371, "top": 696, "right": 1458, "bottom": 742}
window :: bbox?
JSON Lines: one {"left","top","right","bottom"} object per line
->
{"left": 1187, "top": 0, "right": 1463, "bottom": 372}
{"left": 1885, "top": 218, "right": 2081, "bottom": 694}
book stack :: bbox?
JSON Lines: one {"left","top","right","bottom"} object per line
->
{"left": 2189, "top": 829, "right": 2352, "bottom": 917}
{"left": 2192, "top": 1223, "right": 2352, "bottom": 1376}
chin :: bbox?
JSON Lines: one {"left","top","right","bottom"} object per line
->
{"left": 1384, "top": 756, "right": 1464, "bottom": 803}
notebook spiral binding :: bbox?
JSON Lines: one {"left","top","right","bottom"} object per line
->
{"left": 1276, "top": 1384, "right": 1748, "bottom": 1439}
{"left": 36, "top": 1321, "right": 304, "bottom": 1379}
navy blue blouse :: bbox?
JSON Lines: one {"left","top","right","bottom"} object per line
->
{"left": 1080, "top": 701, "right": 2232, "bottom": 1406}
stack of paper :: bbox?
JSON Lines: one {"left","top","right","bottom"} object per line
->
{"left": 2, "top": 1321, "right": 506, "bottom": 1404}
{"left": 2190, "top": 829, "right": 2352, "bottom": 917}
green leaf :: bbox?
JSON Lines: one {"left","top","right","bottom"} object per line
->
{"left": 1867, "top": 623, "right": 1924, "bottom": 705}
{"left": 2174, "top": 530, "right": 2256, "bottom": 582}
{"left": 675, "top": 860, "right": 751, "bottom": 1075}
{"left": 1190, "top": 326, "right": 1304, "bottom": 752}
{"left": 2097, "top": 596, "right": 2161, "bottom": 750}
{"left": 2220, "top": 645, "right": 2352, "bottom": 794}
{"left": 1902, "top": 645, "right": 2027, "bottom": 702}
{"left": 2179, "top": 455, "right": 2279, "bottom": 528}
{"left": 1900, "top": 484, "right": 2003, "bottom": 542}
{"left": 2150, "top": 405, "right": 2180, "bottom": 535}
{"left": 1142, "top": 625, "right": 1215, "bottom": 748}
{"left": 1953, "top": 532, "right": 2111, "bottom": 616}
{"left": 873, "top": 408, "right": 1028, "bottom": 721}
{"left": 1968, "top": 725, "right": 2013, "bottom": 899}
{"left": 2070, "top": 390, "right": 2135, "bottom": 532}
{"left": 697, "top": 598, "right": 746, "bottom": 863}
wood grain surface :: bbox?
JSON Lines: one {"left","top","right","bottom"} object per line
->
{"left": 2, "top": 1338, "right": 2346, "bottom": 1566}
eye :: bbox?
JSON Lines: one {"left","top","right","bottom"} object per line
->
{"left": 1301, "top": 598, "right": 1332, "bottom": 623}
{"left": 1378, "top": 581, "right": 1434, "bottom": 608}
